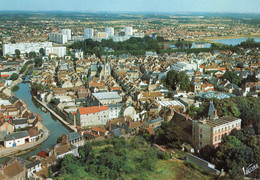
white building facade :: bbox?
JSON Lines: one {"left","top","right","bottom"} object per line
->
{"left": 84, "top": 28, "right": 94, "bottom": 39}
{"left": 49, "top": 33, "right": 68, "bottom": 44}
{"left": 105, "top": 27, "right": 114, "bottom": 38}
{"left": 45, "top": 46, "right": 66, "bottom": 57}
{"left": 3, "top": 42, "right": 52, "bottom": 56}
{"left": 124, "top": 27, "right": 133, "bottom": 36}
{"left": 61, "top": 29, "right": 72, "bottom": 41}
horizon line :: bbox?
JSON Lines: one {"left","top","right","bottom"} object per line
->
{"left": 0, "top": 10, "right": 259, "bottom": 15}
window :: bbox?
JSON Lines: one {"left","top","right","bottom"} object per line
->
{"left": 218, "top": 129, "right": 220, "bottom": 133}
{"left": 215, "top": 136, "right": 217, "bottom": 141}
{"left": 200, "top": 134, "right": 202, "bottom": 139}
{"left": 225, "top": 127, "right": 227, "bottom": 131}
{"left": 200, "top": 142, "right": 202, "bottom": 146}
{"left": 200, "top": 128, "right": 202, "bottom": 133}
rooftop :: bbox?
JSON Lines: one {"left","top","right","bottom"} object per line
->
{"left": 92, "top": 92, "right": 121, "bottom": 100}
{"left": 4, "top": 131, "right": 29, "bottom": 141}
{"left": 198, "top": 91, "right": 236, "bottom": 100}
{"left": 198, "top": 116, "right": 241, "bottom": 128}
{"left": 78, "top": 105, "right": 109, "bottom": 115}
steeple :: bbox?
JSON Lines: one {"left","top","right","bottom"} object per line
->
{"left": 208, "top": 100, "right": 217, "bottom": 119}
{"left": 106, "top": 49, "right": 108, "bottom": 64}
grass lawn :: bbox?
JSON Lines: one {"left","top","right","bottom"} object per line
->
{"left": 90, "top": 140, "right": 216, "bottom": 180}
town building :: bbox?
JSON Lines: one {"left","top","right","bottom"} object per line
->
{"left": 67, "top": 132, "right": 85, "bottom": 147}
{"left": 4, "top": 131, "right": 30, "bottom": 148}
{"left": 84, "top": 28, "right": 94, "bottom": 39}
{"left": 76, "top": 105, "right": 109, "bottom": 127}
{"left": 96, "top": 32, "right": 108, "bottom": 41}
{"left": 105, "top": 27, "right": 114, "bottom": 38}
{"left": 124, "top": 27, "right": 133, "bottom": 36}
{"left": 25, "top": 160, "right": 42, "bottom": 178}
{"left": 92, "top": 92, "right": 121, "bottom": 105}
{"left": 3, "top": 42, "right": 52, "bottom": 56}
{"left": 61, "top": 29, "right": 72, "bottom": 41}
{"left": 49, "top": 33, "right": 68, "bottom": 44}
{"left": 192, "top": 101, "right": 241, "bottom": 150}
{"left": 45, "top": 46, "right": 66, "bottom": 57}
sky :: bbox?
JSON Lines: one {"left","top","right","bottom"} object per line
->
{"left": 0, "top": 0, "right": 260, "bottom": 13}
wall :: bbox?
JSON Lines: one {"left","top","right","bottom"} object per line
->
{"left": 186, "top": 153, "right": 221, "bottom": 175}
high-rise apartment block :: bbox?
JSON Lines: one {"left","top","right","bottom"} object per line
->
{"left": 49, "top": 33, "right": 68, "bottom": 44}
{"left": 61, "top": 29, "right": 72, "bottom": 41}
{"left": 45, "top": 46, "right": 66, "bottom": 57}
{"left": 105, "top": 27, "right": 114, "bottom": 38}
{"left": 124, "top": 27, "right": 133, "bottom": 36}
{"left": 84, "top": 28, "right": 94, "bottom": 39}
{"left": 3, "top": 42, "right": 53, "bottom": 56}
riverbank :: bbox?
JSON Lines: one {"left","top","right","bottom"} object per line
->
{"left": 32, "top": 96, "right": 77, "bottom": 132}
{"left": 0, "top": 124, "right": 50, "bottom": 158}
{"left": 10, "top": 78, "right": 23, "bottom": 89}
{"left": 202, "top": 34, "right": 260, "bottom": 40}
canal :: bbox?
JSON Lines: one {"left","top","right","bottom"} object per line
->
{"left": 13, "top": 81, "right": 70, "bottom": 159}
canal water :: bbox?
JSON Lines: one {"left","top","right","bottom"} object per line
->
{"left": 13, "top": 82, "right": 70, "bottom": 159}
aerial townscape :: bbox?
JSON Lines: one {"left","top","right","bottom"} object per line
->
{"left": 0, "top": 0, "right": 259, "bottom": 179}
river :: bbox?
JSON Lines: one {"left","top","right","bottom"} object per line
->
{"left": 212, "top": 38, "right": 260, "bottom": 45}
{"left": 13, "top": 82, "right": 70, "bottom": 159}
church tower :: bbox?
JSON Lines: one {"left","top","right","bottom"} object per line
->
{"left": 208, "top": 100, "right": 218, "bottom": 119}
{"left": 104, "top": 50, "right": 111, "bottom": 79}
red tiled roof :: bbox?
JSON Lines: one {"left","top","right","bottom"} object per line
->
{"left": 218, "top": 67, "right": 226, "bottom": 71}
{"left": 78, "top": 105, "right": 108, "bottom": 115}
{"left": 83, "top": 130, "right": 99, "bottom": 137}
{"left": 0, "top": 75, "right": 9, "bottom": 77}
{"left": 37, "top": 151, "right": 48, "bottom": 158}
{"left": 89, "top": 83, "right": 106, "bottom": 86}
{"left": 92, "top": 126, "right": 107, "bottom": 134}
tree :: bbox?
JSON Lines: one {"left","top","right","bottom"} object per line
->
{"left": 15, "top": 49, "right": 20, "bottom": 58}
{"left": 155, "top": 122, "right": 182, "bottom": 148}
{"left": 222, "top": 70, "right": 241, "bottom": 86}
{"left": 214, "top": 99, "right": 240, "bottom": 118}
{"left": 9, "top": 73, "right": 19, "bottom": 80}
{"left": 199, "top": 145, "right": 216, "bottom": 163}
{"left": 34, "top": 57, "right": 42, "bottom": 67}
{"left": 39, "top": 48, "right": 45, "bottom": 56}
{"left": 29, "top": 51, "right": 36, "bottom": 58}
{"left": 166, "top": 70, "right": 190, "bottom": 91}
{"left": 178, "top": 71, "right": 190, "bottom": 91}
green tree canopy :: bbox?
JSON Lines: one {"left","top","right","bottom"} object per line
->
{"left": 222, "top": 70, "right": 241, "bottom": 86}
{"left": 39, "top": 48, "right": 45, "bottom": 56}
{"left": 14, "top": 49, "right": 20, "bottom": 58}
{"left": 166, "top": 70, "right": 190, "bottom": 91}
{"left": 9, "top": 73, "right": 19, "bottom": 80}
{"left": 155, "top": 122, "right": 182, "bottom": 148}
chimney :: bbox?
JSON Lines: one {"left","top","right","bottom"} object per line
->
{"left": 215, "top": 110, "right": 217, "bottom": 119}
{"left": 77, "top": 126, "right": 82, "bottom": 135}
{"left": 109, "top": 120, "right": 111, "bottom": 132}
{"left": 170, "top": 105, "right": 173, "bottom": 116}
{"left": 38, "top": 114, "right": 42, "bottom": 122}
{"left": 61, "top": 134, "right": 68, "bottom": 145}
{"left": 186, "top": 114, "right": 189, "bottom": 121}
